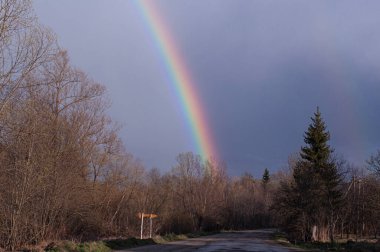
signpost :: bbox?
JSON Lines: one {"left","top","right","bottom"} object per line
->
{"left": 140, "top": 213, "right": 144, "bottom": 240}
{"left": 137, "top": 213, "right": 158, "bottom": 239}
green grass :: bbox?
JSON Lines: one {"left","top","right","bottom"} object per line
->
{"left": 45, "top": 240, "right": 112, "bottom": 252}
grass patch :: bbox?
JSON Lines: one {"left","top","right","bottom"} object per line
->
{"left": 44, "top": 231, "right": 218, "bottom": 251}
{"left": 45, "top": 238, "right": 155, "bottom": 252}
{"left": 272, "top": 231, "right": 291, "bottom": 246}
{"left": 271, "top": 232, "right": 380, "bottom": 252}
{"left": 46, "top": 240, "right": 111, "bottom": 252}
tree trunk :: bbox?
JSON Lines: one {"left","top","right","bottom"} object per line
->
{"left": 312, "top": 225, "right": 317, "bottom": 241}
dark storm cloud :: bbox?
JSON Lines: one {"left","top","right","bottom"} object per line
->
{"left": 156, "top": 0, "right": 380, "bottom": 174}
{"left": 34, "top": 1, "right": 380, "bottom": 176}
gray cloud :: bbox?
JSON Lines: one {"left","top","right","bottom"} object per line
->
{"left": 34, "top": 0, "right": 380, "bottom": 176}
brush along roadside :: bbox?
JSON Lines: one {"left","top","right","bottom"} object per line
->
{"left": 40, "top": 231, "right": 219, "bottom": 252}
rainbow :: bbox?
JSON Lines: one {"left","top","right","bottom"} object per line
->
{"left": 133, "top": 0, "right": 218, "bottom": 161}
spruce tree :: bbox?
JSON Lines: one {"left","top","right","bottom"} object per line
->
{"left": 300, "top": 107, "right": 332, "bottom": 170}
{"left": 262, "top": 168, "right": 270, "bottom": 185}
{"left": 293, "top": 108, "right": 342, "bottom": 242}
{"left": 297, "top": 107, "right": 342, "bottom": 242}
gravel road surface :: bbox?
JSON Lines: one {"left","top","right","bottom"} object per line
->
{"left": 121, "top": 229, "right": 303, "bottom": 252}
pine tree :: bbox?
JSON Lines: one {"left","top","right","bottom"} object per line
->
{"left": 297, "top": 107, "right": 342, "bottom": 242}
{"left": 300, "top": 107, "right": 332, "bottom": 172}
{"left": 262, "top": 168, "right": 270, "bottom": 185}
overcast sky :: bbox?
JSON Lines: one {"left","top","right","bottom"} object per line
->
{"left": 33, "top": 0, "right": 380, "bottom": 176}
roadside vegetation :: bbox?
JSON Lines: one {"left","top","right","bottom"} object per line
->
{"left": 34, "top": 231, "right": 217, "bottom": 252}
{"left": 271, "top": 109, "right": 380, "bottom": 246}
{"left": 0, "top": 0, "right": 379, "bottom": 251}
{"left": 273, "top": 231, "right": 380, "bottom": 252}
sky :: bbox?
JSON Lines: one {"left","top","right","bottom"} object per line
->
{"left": 33, "top": 0, "right": 380, "bottom": 176}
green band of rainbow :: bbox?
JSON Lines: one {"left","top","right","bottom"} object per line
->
{"left": 134, "top": 0, "right": 218, "bottom": 160}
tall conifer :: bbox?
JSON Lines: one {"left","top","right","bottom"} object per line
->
{"left": 301, "top": 107, "right": 332, "bottom": 170}
{"left": 296, "top": 107, "right": 342, "bottom": 242}
{"left": 262, "top": 168, "right": 270, "bottom": 185}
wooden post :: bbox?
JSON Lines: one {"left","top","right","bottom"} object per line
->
{"left": 149, "top": 217, "right": 152, "bottom": 238}
{"left": 137, "top": 213, "right": 157, "bottom": 239}
{"left": 140, "top": 213, "right": 144, "bottom": 239}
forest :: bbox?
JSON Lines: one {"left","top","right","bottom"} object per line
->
{"left": 0, "top": 0, "right": 379, "bottom": 250}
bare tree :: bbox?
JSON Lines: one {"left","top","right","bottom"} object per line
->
{"left": 368, "top": 150, "right": 380, "bottom": 177}
{"left": 0, "top": 0, "right": 55, "bottom": 115}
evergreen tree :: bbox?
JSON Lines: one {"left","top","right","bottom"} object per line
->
{"left": 300, "top": 107, "right": 332, "bottom": 170}
{"left": 262, "top": 168, "right": 270, "bottom": 185}
{"left": 275, "top": 108, "right": 343, "bottom": 242}
{"left": 297, "top": 107, "right": 342, "bottom": 242}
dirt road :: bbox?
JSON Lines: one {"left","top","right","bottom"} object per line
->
{"left": 121, "top": 229, "right": 303, "bottom": 252}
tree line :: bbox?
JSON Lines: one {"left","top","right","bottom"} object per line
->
{"left": 272, "top": 109, "right": 380, "bottom": 243}
{"left": 0, "top": 0, "right": 379, "bottom": 250}
{"left": 0, "top": 1, "right": 272, "bottom": 249}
